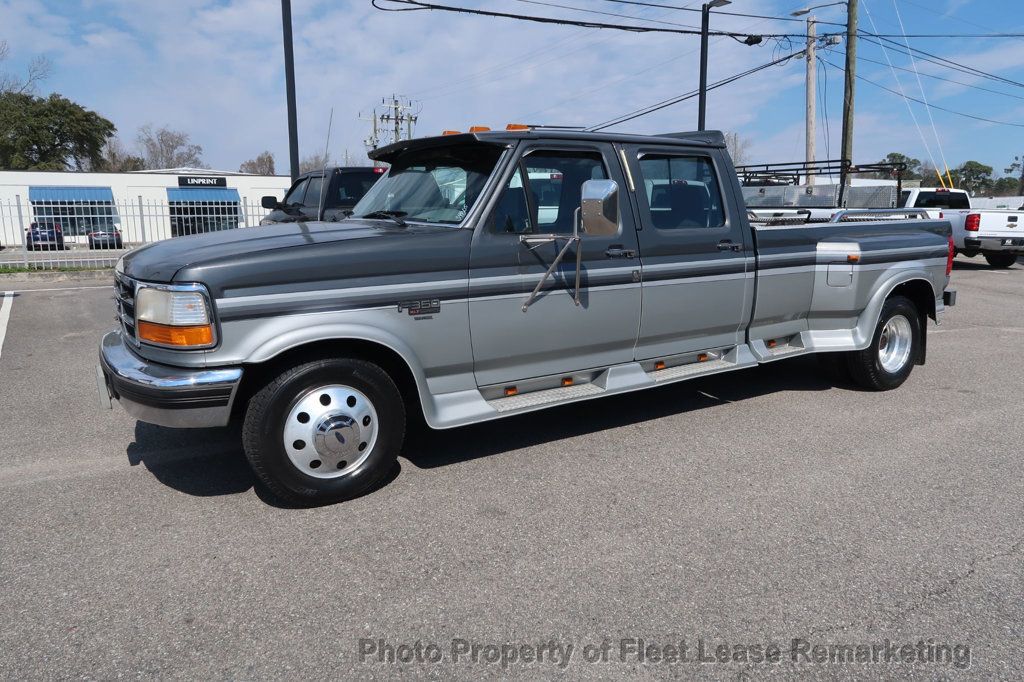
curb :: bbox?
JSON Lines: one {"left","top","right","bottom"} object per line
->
{"left": 0, "top": 269, "right": 114, "bottom": 284}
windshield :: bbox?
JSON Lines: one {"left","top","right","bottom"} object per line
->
{"left": 350, "top": 143, "right": 503, "bottom": 225}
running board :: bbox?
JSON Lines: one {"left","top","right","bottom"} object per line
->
{"left": 647, "top": 358, "right": 735, "bottom": 382}
{"left": 750, "top": 332, "right": 812, "bottom": 362}
{"left": 487, "top": 382, "right": 605, "bottom": 413}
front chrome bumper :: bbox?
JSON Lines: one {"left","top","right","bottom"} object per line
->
{"left": 97, "top": 330, "right": 242, "bottom": 428}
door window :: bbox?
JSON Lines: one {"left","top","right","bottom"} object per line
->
{"left": 284, "top": 178, "right": 308, "bottom": 206}
{"left": 491, "top": 150, "right": 609, "bottom": 234}
{"left": 302, "top": 176, "right": 324, "bottom": 207}
{"left": 637, "top": 155, "right": 726, "bottom": 229}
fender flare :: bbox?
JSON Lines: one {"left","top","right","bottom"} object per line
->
{"left": 852, "top": 269, "right": 937, "bottom": 351}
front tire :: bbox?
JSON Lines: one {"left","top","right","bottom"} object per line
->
{"left": 242, "top": 358, "right": 406, "bottom": 505}
{"left": 846, "top": 296, "right": 921, "bottom": 391}
{"left": 984, "top": 252, "right": 1018, "bottom": 268}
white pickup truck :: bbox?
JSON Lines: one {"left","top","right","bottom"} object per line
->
{"left": 900, "top": 188, "right": 1022, "bottom": 268}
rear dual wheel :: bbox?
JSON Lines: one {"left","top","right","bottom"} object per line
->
{"left": 242, "top": 358, "right": 406, "bottom": 506}
{"left": 845, "top": 295, "right": 921, "bottom": 391}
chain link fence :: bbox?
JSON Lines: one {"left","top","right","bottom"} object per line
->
{"left": 0, "top": 197, "right": 273, "bottom": 270}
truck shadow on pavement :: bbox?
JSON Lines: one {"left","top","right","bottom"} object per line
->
{"left": 124, "top": 356, "right": 838, "bottom": 502}
{"left": 402, "top": 355, "right": 836, "bottom": 469}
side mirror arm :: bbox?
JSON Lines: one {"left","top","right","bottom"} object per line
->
{"left": 520, "top": 208, "right": 583, "bottom": 312}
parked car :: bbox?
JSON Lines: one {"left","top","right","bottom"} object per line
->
{"left": 25, "top": 223, "right": 65, "bottom": 250}
{"left": 99, "top": 127, "right": 956, "bottom": 505}
{"left": 260, "top": 166, "right": 386, "bottom": 224}
{"left": 87, "top": 229, "right": 124, "bottom": 250}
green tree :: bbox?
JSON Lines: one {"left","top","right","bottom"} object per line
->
{"left": 0, "top": 92, "right": 115, "bottom": 170}
{"left": 991, "top": 177, "right": 1019, "bottom": 197}
{"left": 876, "top": 152, "right": 922, "bottom": 180}
{"left": 950, "top": 160, "right": 993, "bottom": 195}
{"left": 1006, "top": 156, "right": 1024, "bottom": 196}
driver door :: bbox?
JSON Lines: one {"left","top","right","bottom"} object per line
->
{"left": 468, "top": 141, "right": 642, "bottom": 387}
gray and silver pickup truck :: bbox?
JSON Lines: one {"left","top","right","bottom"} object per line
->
{"left": 98, "top": 128, "right": 957, "bottom": 504}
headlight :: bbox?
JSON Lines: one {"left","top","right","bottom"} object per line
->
{"left": 135, "top": 284, "right": 215, "bottom": 348}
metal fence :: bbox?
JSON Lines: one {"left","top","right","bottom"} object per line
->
{"left": 0, "top": 197, "right": 274, "bottom": 270}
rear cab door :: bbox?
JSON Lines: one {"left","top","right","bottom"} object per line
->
{"left": 620, "top": 142, "right": 755, "bottom": 360}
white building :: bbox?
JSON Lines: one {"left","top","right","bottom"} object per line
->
{"left": 0, "top": 168, "right": 292, "bottom": 246}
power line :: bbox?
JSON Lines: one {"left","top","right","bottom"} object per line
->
{"left": 819, "top": 57, "right": 1024, "bottom": 128}
{"left": 589, "top": 48, "right": 808, "bottom": 130}
{"left": 512, "top": 0, "right": 702, "bottom": 30}
{"left": 598, "top": 0, "right": 848, "bottom": 27}
{"left": 859, "top": 33, "right": 1024, "bottom": 89}
{"left": 856, "top": 54, "right": 1024, "bottom": 101}
{"left": 375, "top": 0, "right": 809, "bottom": 39}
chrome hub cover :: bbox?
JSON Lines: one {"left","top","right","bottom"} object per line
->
{"left": 283, "top": 384, "right": 379, "bottom": 479}
{"left": 878, "top": 314, "right": 913, "bottom": 374}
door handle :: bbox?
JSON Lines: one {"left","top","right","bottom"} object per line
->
{"left": 717, "top": 239, "right": 742, "bottom": 252}
{"left": 605, "top": 245, "right": 636, "bottom": 259}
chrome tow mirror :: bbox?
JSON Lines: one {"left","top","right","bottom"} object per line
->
{"left": 580, "top": 179, "right": 619, "bottom": 236}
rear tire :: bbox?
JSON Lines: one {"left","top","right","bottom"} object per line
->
{"left": 846, "top": 296, "right": 921, "bottom": 391}
{"left": 984, "top": 252, "right": 1018, "bottom": 268}
{"left": 242, "top": 357, "right": 406, "bottom": 506}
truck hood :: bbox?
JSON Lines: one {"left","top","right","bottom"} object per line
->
{"left": 120, "top": 219, "right": 471, "bottom": 296}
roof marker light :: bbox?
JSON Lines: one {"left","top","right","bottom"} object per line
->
{"left": 441, "top": 130, "right": 462, "bottom": 136}
{"left": 505, "top": 123, "right": 530, "bottom": 131}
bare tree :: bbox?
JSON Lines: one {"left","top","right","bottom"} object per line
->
{"left": 299, "top": 152, "right": 329, "bottom": 174}
{"left": 90, "top": 137, "right": 146, "bottom": 172}
{"left": 0, "top": 40, "right": 53, "bottom": 95}
{"left": 239, "top": 151, "right": 276, "bottom": 175}
{"left": 137, "top": 124, "right": 204, "bottom": 169}
{"left": 724, "top": 132, "right": 751, "bottom": 166}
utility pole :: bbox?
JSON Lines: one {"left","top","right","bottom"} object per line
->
{"left": 805, "top": 17, "right": 817, "bottom": 186}
{"left": 839, "top": 0, "right": 858, "bottom": 199}
{"left": 280, "top": 0, "right": 300, "bottom": 183}
{"left": 377, "top": 95, "right": 419, "bottom": 146}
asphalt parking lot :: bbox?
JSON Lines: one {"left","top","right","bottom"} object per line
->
{"left": 0, "top": 257, "right": 1021, "bottom": 679}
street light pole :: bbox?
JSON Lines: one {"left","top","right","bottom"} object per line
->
{"left": 698, "top": 0, "right": 731, "bottom": 132}
{"left": 280, "top": 0, "right": 300, "bottom": 182}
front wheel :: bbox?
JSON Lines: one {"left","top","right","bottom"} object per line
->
{"left": 984, "top": 252, "right": 1018, "bottom": 268}
{"left": 242, "top": 358, "right": 406, "bottom": 505}
{"left": 846, "top": 296, "right": 921, "bottom": 391}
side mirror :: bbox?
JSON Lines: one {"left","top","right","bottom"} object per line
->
{"left": 261, "top": 195, "right": 279, "bottom": 210}
{"left": 580, "top": 179, "right": 619, "bottom": 236}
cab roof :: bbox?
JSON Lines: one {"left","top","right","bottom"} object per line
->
{"left": 368, "top": 129, "right": 726, "bottom": 162}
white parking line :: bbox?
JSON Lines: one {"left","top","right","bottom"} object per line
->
{"left": 0, "top": 291, "right": 12, "bottom": 360}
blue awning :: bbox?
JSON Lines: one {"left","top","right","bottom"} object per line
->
{"left": 167, "top": 187, "right": 240, "bottom": 203}
{"left": 29, "top": 186, "right": 114, "bottom": 202}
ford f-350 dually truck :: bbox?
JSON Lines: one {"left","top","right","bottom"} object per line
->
{"left": 98, "top": 128, "right": 957, "bottom": 504}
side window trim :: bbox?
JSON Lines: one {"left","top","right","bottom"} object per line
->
{"left": 631, "top": 147, "right": 731, "bottom": 234}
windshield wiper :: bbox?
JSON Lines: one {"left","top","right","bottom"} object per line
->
{"left": 357, "top": 210, "right": 407, "bottom": 226}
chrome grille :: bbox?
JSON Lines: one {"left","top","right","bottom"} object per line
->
{"left": 113, "top": 273, "right": 138, "bottom": 345}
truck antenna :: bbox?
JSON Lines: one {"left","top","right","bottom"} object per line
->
{"left": 318, "top": 107, "right": 334, "bottom": 221}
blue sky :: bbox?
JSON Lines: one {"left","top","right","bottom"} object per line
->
{"left": 2, "top": 0, "right": 1022, "bottom": 177}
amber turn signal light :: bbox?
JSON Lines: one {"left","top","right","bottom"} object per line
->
{"left": 138, "top": 321, "right": 213, "bottom": 347}
{"left": 847, "top": 254, "right": 861, "bottom": 263}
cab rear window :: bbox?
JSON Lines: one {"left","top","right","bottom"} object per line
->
{"left": 914, "top": 191, "right": 970, "bottom": 209}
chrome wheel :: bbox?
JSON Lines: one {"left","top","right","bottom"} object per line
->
{"left": 878, "top": 314, "right": 913, "bottom": 374}
{"left": 283, "top": 384, "right": 379, "bottom": 479}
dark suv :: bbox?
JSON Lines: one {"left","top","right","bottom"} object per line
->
{"left": 261, "top": 167, "right": 385, "bottom": 224}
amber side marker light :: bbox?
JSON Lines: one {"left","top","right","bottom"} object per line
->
{"left": 138, "top": 321, "right": 213, "bottom": 347}
{"left": 766, "top": 339, "right": 777, "bottom": 349}
{"left": 847, "top": 254, "right": 861, "bottom": 264}
{"left": 654, "top": 360, "right": 666, "bottom": 370}
{"left": 561, "top": 377, "right": 574, "bottom": 387}
{"left": 698, "top": 353, "right": 709, "bottom": 362}
{"left": 504, "top": 386, "right": 519, "bottom": 397}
